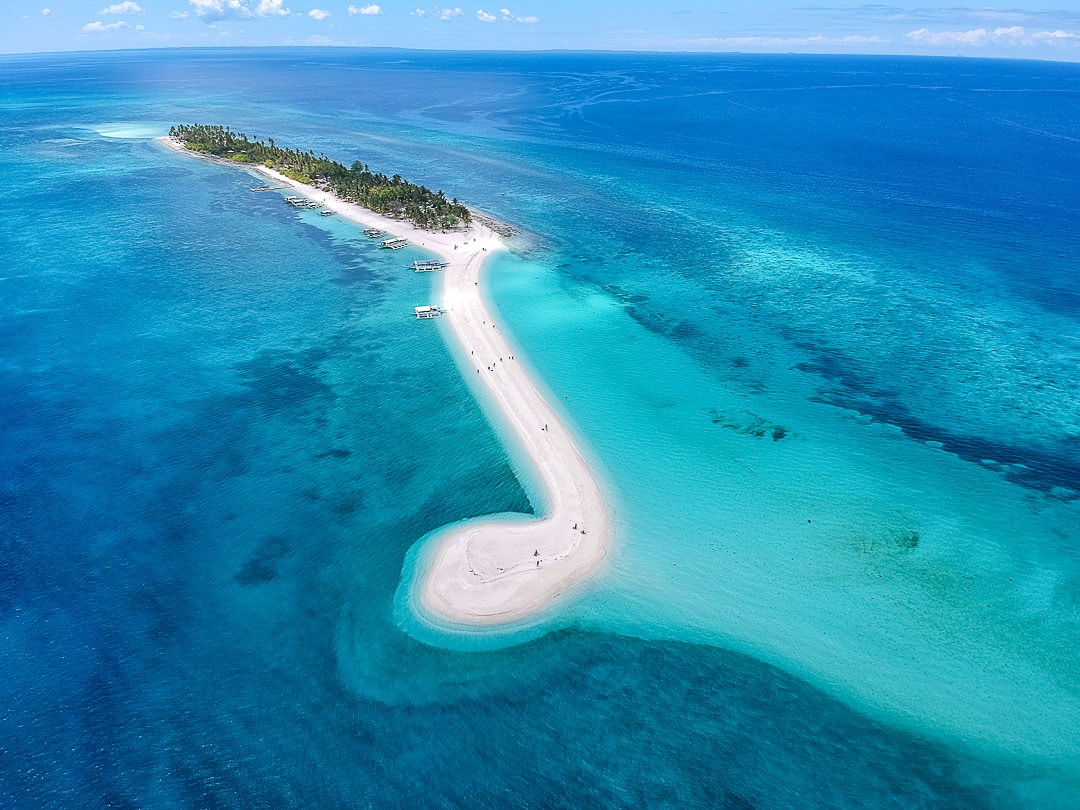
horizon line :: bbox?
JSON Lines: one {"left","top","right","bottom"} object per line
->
{"left": 2, "top": 44, "right": 1079, "bottom": 67}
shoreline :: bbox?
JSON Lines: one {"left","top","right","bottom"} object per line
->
{"left": 158, "top": 136, "right": 611, "bottom": 628}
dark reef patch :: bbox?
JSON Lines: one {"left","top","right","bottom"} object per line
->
{"left": 796, "top": 346, "right": 1080, "bottom": 499}
{"left": 623, "top": 304, "right": 704, "bottom": 344}
{"left": 317, "top": 447, "right": 352, "bottom": 460}
{"left": 708, "top": 408, "right": 790, "bottom": 442}
{"left": 235, "top": 535, "right": 292, "bottom": 586}
{"left": 235, "top": 349, "right": 334, "bottom": 416}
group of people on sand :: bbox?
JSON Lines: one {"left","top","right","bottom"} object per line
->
{"left": 470, "top": 346, "right": 515, "bottom": 376}
{"left": 530, "top": 519, "right": 586, "bottom": 570}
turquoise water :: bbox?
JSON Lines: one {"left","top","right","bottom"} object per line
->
{"left": 488, "top": 252, "right": 1080, "bottom": 774}
{"left": 2, "top": 49, "right": 1078, "bottom": 806}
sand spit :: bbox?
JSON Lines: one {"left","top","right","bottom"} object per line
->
{"left": 160, "top": 136, "right": 610, "bottom": 628}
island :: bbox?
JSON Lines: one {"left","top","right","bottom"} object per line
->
{"left": 161, "top": 125, "right": 611, "bottom": 632}
{"left": 169, "top": 124, "right": 470, "bottom": 230}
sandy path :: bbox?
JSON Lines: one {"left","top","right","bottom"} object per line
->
{"left": 160, "top": 136, "right": 610, "bottom": 626}
{"left": 421, "top": 235, "right": 611, "bottom": 626}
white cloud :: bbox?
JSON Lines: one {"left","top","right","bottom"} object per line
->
{"left": 411, "top": 8, "right": 425, "bottom": 16}
{"left": 434, "top": 7, "right": 462, "bottom": 20}
{"left": 101, "top": 1, "right": 142, "bottom": 14}
{"left": 493, "top": 7, "right": 537, "bottom": 24}
{"left": 41, "top": 7, "right": 51, "bottom": 14}
{"left": 189, "top": 0, "right": 253, "bottom": 20}
{"left": 256, "top": 0, "right": 290, "bottom": 16}
{"left": 135, "top": 23, "right": 144, "bottom": 29}
{"left": 348, "top": 4, "right": 381, "bottom": 14}
{"left": 477, "top": 9, "right": 495, "bottom": 23}
{"left": 185, "top": 0, "right": 291, "bottom": 20}
{"left": 308, "top": 8, "right": 330, "bottom": 19}
{"left": 170, "top": 10, "right": 189, "bottom": 18}
{"left": 906, "top": 26, "right": 1027, "bottom": 47}
{"left": 1033, "top": 29, "right": 1080, "bottom": 41}
{"left": 83, "top": 19, "right": 128, "bottom": 31}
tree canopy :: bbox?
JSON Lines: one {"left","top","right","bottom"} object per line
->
{"left": 170, "top": 124, "right": 471, "bottom": 230}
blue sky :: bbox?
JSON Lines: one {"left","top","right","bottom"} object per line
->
{"left": 4, "top": 1, "right": 1080, "bottom": 60}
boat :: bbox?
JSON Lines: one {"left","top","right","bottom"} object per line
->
{"left": 364, "top": 228, "right": 384, "bottom": 238}
{"left": 414, "top": 305, "right": 442, "bottom": 319}
{"left": 320, "top": 210, "right": 334, "bottom": 217}
{"left": 380, "top": 237, "right": 408, "bottom": 250}
{"left": 250, "top": 185, "right": 283, "bottom": 192}
{"left": 411, "top": 260, "right": 448, "bottom": 272}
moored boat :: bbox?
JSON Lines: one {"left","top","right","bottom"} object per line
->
{"left": 411, "top": 260, "right": 448, "bottom": 272}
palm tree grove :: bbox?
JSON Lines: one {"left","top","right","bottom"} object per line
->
{"left": 170, "top": 123, "right": 472, "bottom": 230}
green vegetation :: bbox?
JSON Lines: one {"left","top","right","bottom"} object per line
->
{"left": 170, "top": 123, "right": 471, "bottom": 230}
{"left": 279, "top": 167, "right": 312, "bottom": 184}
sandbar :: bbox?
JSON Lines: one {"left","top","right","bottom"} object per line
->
{"left": 160, "top": 135, "right": 611, "bottom": 627}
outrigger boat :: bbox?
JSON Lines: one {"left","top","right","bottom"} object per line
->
{"left": 380, "top": 237, "right": 408, "bottom": 250}
{"left": 411, "top": 260, "right": 448, "bottom": 272}
{"left": 414, "top": 305, "right": 442, "bottom": 319}
{"left": 284, "top": 197, "right": 322, "bottom": 210}
{"left": 364, "top": 227, "right": 384, "bottom": 238}
{"left": 320, "top": 210, "right": 334, "bottom": 217}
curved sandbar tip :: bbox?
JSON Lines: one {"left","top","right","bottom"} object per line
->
{"left": 411, "top": 221, "right": 612, "bottom": 632}
{"left": 160, "top": 134, "right": 612, "bottom": 631}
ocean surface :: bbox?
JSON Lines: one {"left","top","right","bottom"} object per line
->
{"left": 1, "top": 48, "right": 1078, "bottom": 807}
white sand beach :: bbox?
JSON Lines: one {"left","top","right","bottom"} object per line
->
{"left": 161, "top": 136, "right": 610, "bottom": 626}
{"left": 418, "top": 227, "right": 612, "bottom": 626}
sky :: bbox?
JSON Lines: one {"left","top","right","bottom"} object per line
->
{"left": 3, "top": 1, "right": 1080, "bottom": 60}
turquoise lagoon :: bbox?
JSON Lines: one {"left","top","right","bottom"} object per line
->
{"left": 1, "top": 49, "right": 1078, "bottom": 806}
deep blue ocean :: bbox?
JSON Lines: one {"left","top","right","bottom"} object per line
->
{"left": 1, "top": 49, "right": 1078, "bottom": 807}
